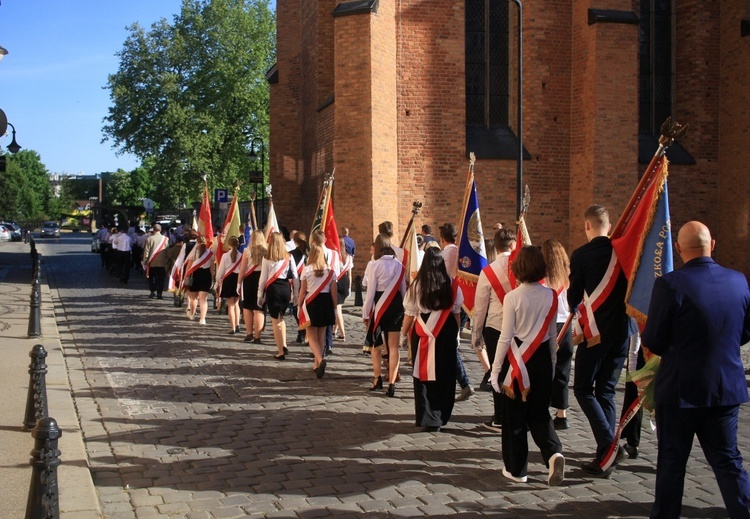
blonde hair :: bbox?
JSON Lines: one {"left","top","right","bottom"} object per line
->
{"left": 307, "top": 242, "right": 328, "bottom": 277}
{"left": 265, "top": 232, "right": 288, "bottom": 262}
{"left": 248, "top": 230, "right": 267, "bottom": 265}
{"left": 195, "top": 235, "right": 207, "bottom": 256}
{"left": 541, "top": 239, "right": 570, "bottom": 291}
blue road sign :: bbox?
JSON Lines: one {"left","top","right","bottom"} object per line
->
{"left": 214, "top": 189, "right": 228, "bottom": 203}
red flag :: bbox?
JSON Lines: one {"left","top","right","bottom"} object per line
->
{"left": 323, "top": 197, "right": 340, "bottom": 254}
{"left": 507, "top": 214, "right": 531, "bottom": 289}
{"left": 197, "top": 183, "right": 214, "bottom": 247}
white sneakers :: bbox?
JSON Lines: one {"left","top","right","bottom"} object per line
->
{"left": 501, "top": 467, "right": 528, "bottom": 483}
{"left": 501, "top": 452, "right": 565, "bottom": 486}
{"left": 548, "top": 453, "right": 565, "bottom": 486}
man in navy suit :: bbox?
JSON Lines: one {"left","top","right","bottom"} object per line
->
{"left": 643, "top": 221, "right": 750, "bottom": 519}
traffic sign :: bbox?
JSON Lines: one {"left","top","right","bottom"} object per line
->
{"left": 214, "top": 189, "right": 228, "bottom": 203}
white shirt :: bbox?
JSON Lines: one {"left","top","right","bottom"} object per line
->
{"left": 491, "top": 282, "right": 558, "bottom": 385}
{"left": 258, "top": 256, "right": 298, "bottom": 303}
{"left": 300, "top": 264, "right": 337, "bottom": 296}
{"left": 118, "top": 233, "right": 133, "bottom": 252}
{"left": 471, "top": 252, "right": 511, "bottom": 348}
{"left": 362, "top": 255, "right": 406, "bottom": 319}
{"left": 442, "top": 243, "right": 458, "bottom": 279}
{"left": 216, "top": 250, "right": 242, "bottom": 281}
{"left": 404, "top": 283, "right": 464, "bottom": 316}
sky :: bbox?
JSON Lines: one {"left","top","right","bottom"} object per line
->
{"left": 0, "top": 0, "right": 273, "bottom": 177}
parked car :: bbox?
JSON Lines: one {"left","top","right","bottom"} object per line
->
{"left": 0, "top": 221, "right": 22, "bottom": 241}
{"left": 0, "top": 225, "right": 11, "bottom": 242}
{"left": 40, "top": 221, "right": 61, "bottom": 238}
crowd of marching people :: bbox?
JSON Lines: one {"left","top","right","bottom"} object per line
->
{"left": 92, "top": 206, "right": 750, "bottom": 516}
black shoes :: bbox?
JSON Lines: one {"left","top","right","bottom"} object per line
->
{"left": 244, "top": 335, "right": 254, "bottom": 342}
{"left": 283, "top": 346, "right": 289, "bottom": 356}
{"left": 581, "top": 446, "right": 627, "bottom": 479}
{"left": 386, "top": 384, "right": 395, "bottom": 397}
{"left": 624, "top": 444, "right": 639, "bottom": 459}
{"left": 274, "top": 354, "right": 286, "bottom": 361}
{"left": 422, "top": 426, "right": 440, "bottom": 432}
{"left": 369, "top": 376, "right": 383, "bottom": 391}
{"left": 553, "top": 417, "right": 569, "bottom": 430}
{"left": 156, "top": 294, "right": 163, "bottom": 299}
{"left": 315, "top": 359, "right": 327, "bottom": 379}
{"left": 149, "top": 292, "right": 155, "bottom": 299}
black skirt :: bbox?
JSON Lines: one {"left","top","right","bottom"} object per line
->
{"left": 306, "top": 292, "right": 336, "bottom": 327}
{"left": 188, "top": 267, "right": 212, "bottom": 293}
{"left": 220, "top": 273, "right": 239, "bottom": 298}
{"left": 266, "top": 278, "right": 291, "bottom": 319}
{"left": 241, "top": 271, "right": 264, "bottom": 311}
{"left": 372, "top": 290, "right": 404, "bottom": 332}
{"left": 412, "top": 312, "right": 458, "bottom": 428}
{"left": 336, "top": 274, "right": 350, "bottom": 304}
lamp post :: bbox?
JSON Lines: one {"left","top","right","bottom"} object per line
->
{"left": 248, "top": 137, "right": 265, "bottom": 229}
{"left": 509, "top": 0, "right": 523, "bottom": 220}
{"left": 6, "top": 122, "right": 21, "bottom": 154}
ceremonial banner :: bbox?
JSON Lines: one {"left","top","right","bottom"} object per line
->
{"left": 309, "top": 173, "right": 340, "bottom": 253}
{"left": 263, "top": 200, "right": 279, "bottom": 241}
{"left": 402, "top": 220, "right": 421, "bottom": 283}
{"left": 599, "top": 156, "right": 674, "bottom": 473}
{"left": 611, "top": 157, "right": 673, "bottom": 324}
{"left": 216, "top": 188, "right": 241, "bottom": 265}
{"left": 456, "top": 165, "right": 488, "bottom": 315}
{"left": 197, "top": 183, "right": 214, "bottom": 246}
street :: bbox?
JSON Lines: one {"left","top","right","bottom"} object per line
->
{"left": 25, "top": 234, "right": 746, "bottom": 518}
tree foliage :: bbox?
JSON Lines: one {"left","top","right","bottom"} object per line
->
{"left": 0, "top": 150, "right": 58, "bottom": 222}
{"left": 103, "top": 0, "right": 276, "bottom": 209}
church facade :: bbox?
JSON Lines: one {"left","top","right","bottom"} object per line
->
{"left": 268, "top": 0, "right": 750, "bottom": 275}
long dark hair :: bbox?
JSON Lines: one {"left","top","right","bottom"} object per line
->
{"left": 409, "top": 247, "right": 453, "bottom": 310}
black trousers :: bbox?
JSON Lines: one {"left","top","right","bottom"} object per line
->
{"left": 482, "top": 327, "right": 504, "bottom": 422}
{"left": 148, "top": 267, "right": 166, "bottom": 296}
{"left": 501, "top": 340, "right": 562, "bottom": 478}
{"left": 620, "top": 346, "right": 645, "bottom": 447}
{"left": 118, "top": 251, "right": 131, "bottom": 281}
{"left": 550, "top": 321, "right": 574, "bottom": 410}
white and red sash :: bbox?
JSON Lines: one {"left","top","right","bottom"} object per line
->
{"left": 221, "top": 255, "right": 243, "bottom": 284}
{"left": 265, "top": 257, "right": 290, "bottom": 290}
{"left": 371, "top": 259, "right": 405, "bottom": 331}
{"left": 182, "top": 249, "right": 214, "bottom": 288}
{"left": 145, "top": 235, "right": 169, "bottom": 278}
{"left": 338, "top": 255, "right": 353, "bottom": 281}
{"left": 168, "top": 246, "right": 188, "bottom": 292}
{"left": 573, "top": 250, "right": 621, "bottom": 347}
{"left": 413, "top": 281, "right": 459, "bottom": 382}
{"left": 502, "top": 289, "right": 558, "bottom": 400}
{"left": 483, "top": 263, "right": 512, "bottom": 305}
{"left": 296, "top": 255, "right": 306, "bottom": 277}
{"left": 298, "top": 268, "right": 335, "bottom": 330}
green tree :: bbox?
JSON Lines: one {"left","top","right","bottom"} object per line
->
{"left": 0, "top": 150, "right": 56, "bottom": 221}
{"left": 103, "top": 0, "right": 275, "bottom": 208}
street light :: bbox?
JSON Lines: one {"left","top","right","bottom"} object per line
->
{"left": 6, "top": 122, "right": 21, "bottom": 154}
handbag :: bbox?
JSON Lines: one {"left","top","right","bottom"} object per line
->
{"left": 183, "top": 274, "right": 193, "bottom": 287}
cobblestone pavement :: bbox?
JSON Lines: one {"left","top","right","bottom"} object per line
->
{"left": 38, "top": 236, "right": 749, "bottom": 518}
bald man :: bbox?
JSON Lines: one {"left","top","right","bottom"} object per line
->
{"left": 643, "top": 221, "right": 750, "bottom": 519}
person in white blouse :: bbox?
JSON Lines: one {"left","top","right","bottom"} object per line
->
{"left": 400, "top": 247, "right": 463, "bottom": 432}
{"left": 298, "top": 242, "right": 338, "bottom": 376}
{"left": 334, "top": 236, "right": 353, "bottom": 342}
{"left": 215, "top": 236, "right": 243, "bottom": 335}
{"left": 239, "top": 231, "right": 267, "bottom": 343}
{"left": 258, "top": 232, "right": 298, "bottom": 359}
{"left": 541, "top": 239, "right": 574, "bottom": 431}
{"left": 490, "top": 245, "right": 565, "bottom": 487}
{"left": 363, "top": 234, "right": 406, "bottom": 397}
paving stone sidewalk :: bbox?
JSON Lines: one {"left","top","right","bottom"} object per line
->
{"left": 34, "top": 236, "right": 750, "bottom": 518}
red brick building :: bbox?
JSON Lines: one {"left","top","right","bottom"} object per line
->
{"left": 269, "top": 0, "right": 750, "bottom": 276}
